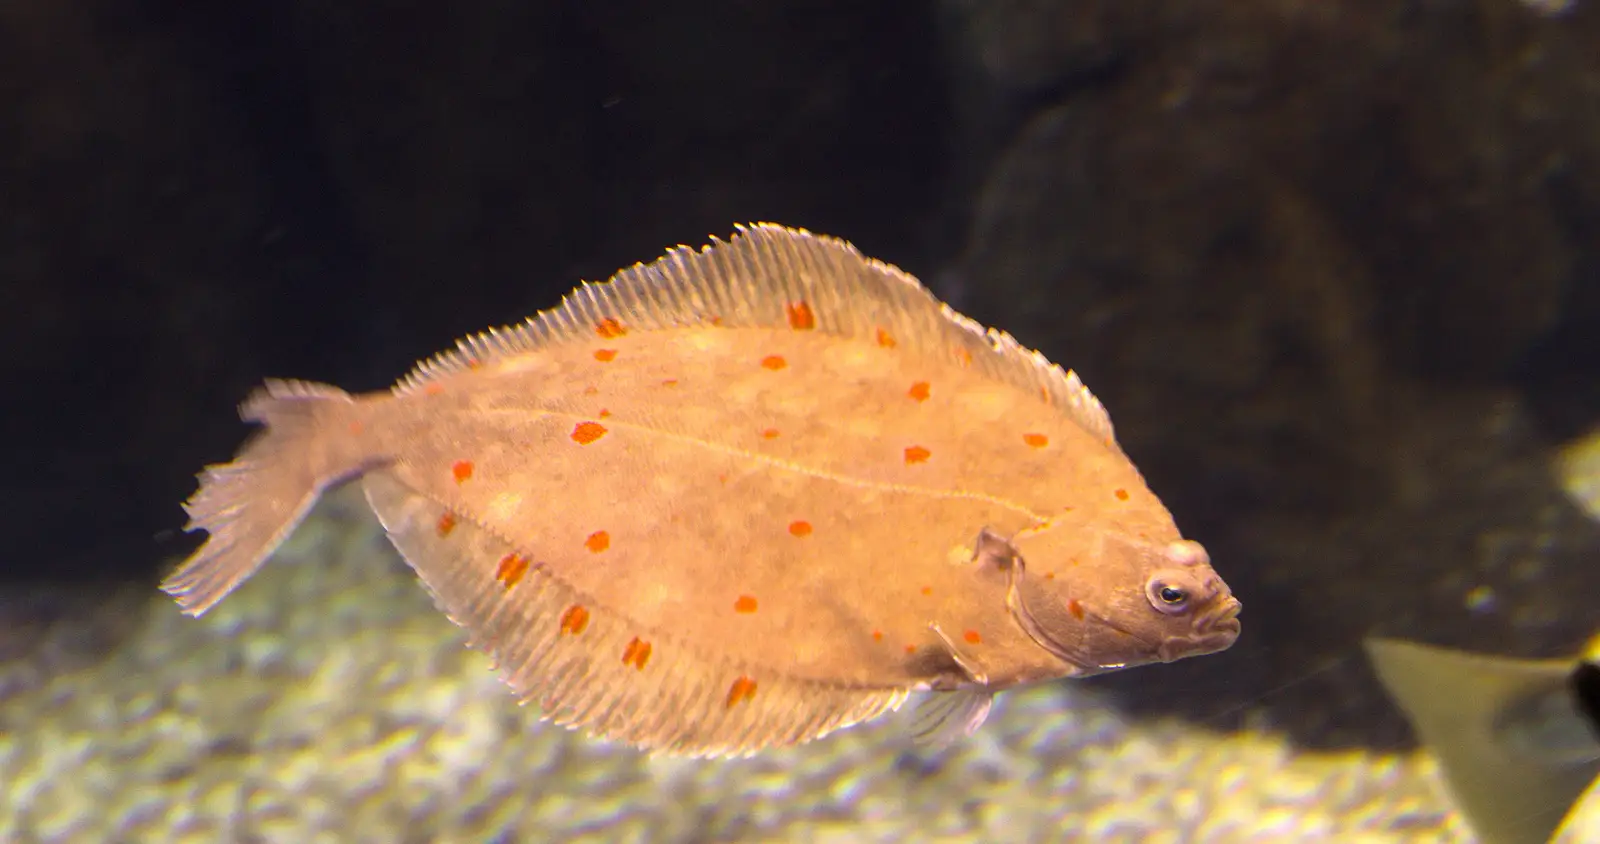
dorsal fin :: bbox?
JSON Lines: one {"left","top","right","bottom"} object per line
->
{"left": 393, "top": 224, "right": 1119, "bottom": 449}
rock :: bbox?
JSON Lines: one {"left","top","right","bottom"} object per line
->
{"left": 940, "top": 0, "right": 1600, "bottom": 747}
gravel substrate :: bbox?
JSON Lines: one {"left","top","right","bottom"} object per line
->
{"left": 2, "top": 488, "right": 1592, "bottom": 843}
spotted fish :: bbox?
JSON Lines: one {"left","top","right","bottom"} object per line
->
{"left": 162, "top": 224, "right": 1242, "bottom": 758}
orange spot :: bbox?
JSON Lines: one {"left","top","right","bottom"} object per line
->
{"left": 963, "top": 629, "right": 982, "bottom": 645}
{"left": 594, "top": 348, "right": 617, "bottom": 362}
{"left": 920, "top": 586, "right": 933, "bottom": 596}
{"left": 876, "top": 327, "right": 897, "bottom": 348}
{"left": 347, "top": 420, "right": 364, "bottom": 436}
{"left": 786, "top": 300, "right": 816, "bottom": 330}
{"left": 571, "top": 421, "right": 608, "bottom": 445}
{"left": 596, "top": 317, "right": 627, "bottom": 338}
{"left": 1114, "top": 488, "right": 1130, "bottom": 501}
{"left": 583, "top": 385, "right": 599, "bottom": 395}
{"left": 1039, "top": 386, "right": 1050, "bottom": 402}
{"left": 760, "top": 428, "right": 780, "bottom": 440}
{"left": 495, "top": 553, "right": 530, "bottom": 588}
{"left": 436, "top": 511, "right": 457, "bottom": 538}
{"left": 1067, "top": 598, "right": 1085, "bottom": 620}
{"left": 466, "top": 357, "right": 483, "bottom": 370}
{"left": 872, "top": 630, "right": 884, "bottom": 642}
{"left": 710, "top": 315, "right": 725, "bottom": 326}
{"left": 733, "top": 595, "right": 758, "bottom": 613}
{"left": 585, "top": 530, "right": 610, "bottom": 553}
{"left": 660, "top": 378, "right": 678, "bottom": 387}
{"left": 424, "top": 382, "right": 445, "bottom": 396}
{"left": 904, "top": 445, "right": 931, "bottom": 465}
{"left": 1044, "top": 571, "right": 1057, "bottom": 580}
{"left": 598, "top": 408, "right": 612, "bottom": 419}
{"left": 788, "top": 520, "right": 813, "bottom": 537}
{"left": 904, "top": 644, "right": 917, "bottom": 654}
{"left": 908, "top": 381, "right": 931, "bottom": 402}
{"left": 718, "top": 473, "right": 729, "bottom": 485}
{"left": 761, "top": 354, "right": 787, "bottom": 370}
{"left": 955, "top": 347, "right": 973, "bottom": 367}
{"left": 622, "top": 636, "right": 652, "bottom": 670}
{"left": 726, "top": 675, "right": 758, "bottom": 708}
{"left": 1023, "top": 432, "right": 1050, "bottom": 449}
{"left": 559, "top": 604, "right": 590, "bottom": 635}
{"left": 452, "top": 460, "right": 474, "bottom": 483}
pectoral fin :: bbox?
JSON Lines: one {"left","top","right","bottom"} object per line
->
{"left": 910, "top": 687, "right": 995, "bottom": 748}
{"left": 909, "top": 622, "right": 996, "bottom": 747}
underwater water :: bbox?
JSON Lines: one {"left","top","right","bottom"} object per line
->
{"left": 8, "top": 2, "right": 1600, "bottom": 843}
{"left": 0, "top": 485, "right": 1589, "bottom": 842}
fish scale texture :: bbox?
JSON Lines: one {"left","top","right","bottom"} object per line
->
{"left": 0, "top": 487, "right": 1592, "bottom": 844}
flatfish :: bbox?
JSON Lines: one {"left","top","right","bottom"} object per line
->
{"left": 163, "top": 224, "right": 1241, "bottom": 757}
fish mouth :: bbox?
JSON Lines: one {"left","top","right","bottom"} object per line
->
{"left": 1160, "top": 596, "right": 1242, "bottom": 661}
{"left": 1205, "top": 596, "right": 1242, "bottom": 635}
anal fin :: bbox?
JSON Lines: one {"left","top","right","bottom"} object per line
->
{"left": 360, "top": 468, "right": 907, "bottom": 757}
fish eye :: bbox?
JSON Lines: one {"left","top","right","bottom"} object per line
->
{"left": 1145, "top": 570, "right": 1202, "bottom": 615}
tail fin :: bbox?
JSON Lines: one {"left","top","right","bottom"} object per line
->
{"left": 1363, "top": 636, "right": 1600, "bottom": 844}
{"left": 161, "top": 379, "right": 375, "bottom": 616}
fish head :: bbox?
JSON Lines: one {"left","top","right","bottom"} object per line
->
{"left": 1004, "top": 523, "right": 1241, "bottom": 677}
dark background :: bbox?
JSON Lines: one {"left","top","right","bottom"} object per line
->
{"left": 6, "top": 0, "right": 1600, "bottom": 749}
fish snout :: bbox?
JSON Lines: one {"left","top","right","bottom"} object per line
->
{"left": 1205, "top": 595, "right": 1242, "bottom": 638}
{"left": 1158, "top": 595, "right": 1242, "bottom": 662}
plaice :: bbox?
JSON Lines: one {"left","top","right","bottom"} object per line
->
{"left": 162, "top": 224, "right": 1241, "bottom": 757}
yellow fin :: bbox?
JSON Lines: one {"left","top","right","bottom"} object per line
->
{"left": 1554, "top": 427, "right": 1600, "bottom": 521}
{"left": 1364, "top": 637, "right": 1600, "bottom": 844}
{"left": 392, "top": 223, "right": 1119, "bottom": 450}
{"left": 361, "top": 469, "right": 906, "bottom": 758}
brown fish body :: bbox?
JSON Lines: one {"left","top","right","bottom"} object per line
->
{"left": 164, "top": 225, "right": 1241, "bottom": 757}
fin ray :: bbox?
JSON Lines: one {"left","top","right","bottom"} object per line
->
{"left": 909, "top": 687, "right": 995, "bottom": 748}
{"left": 161, "top": 380, "right": 370, "bottom": 616}
{"left": 391, "top": 224, "right": 1119, "bottom": 449}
